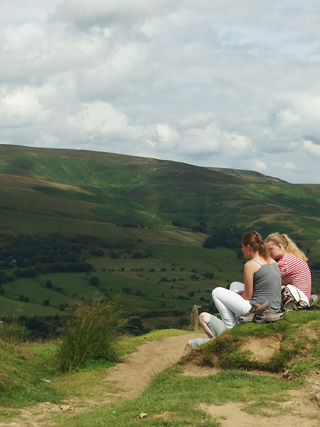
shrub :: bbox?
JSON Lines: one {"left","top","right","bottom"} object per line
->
{"left": 125, "top": 317, "right": 146, "bottom": 336}
{"left": 45, "top": 280, "right": 53, "bottom": 288}
{"left": 89, "top": 276, "right": 100, "bottom": 287}
{"left": 90, "top": 247, "right": 104, "bottom": 257}
{"left": 0, "top": 319, "right": 24, "bottom": 344}
{"left": 57, "top": 295, "right": 127, "bottom": 372}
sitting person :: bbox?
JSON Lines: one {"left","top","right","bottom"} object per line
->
{"left": 212, "top": 231, "right": 282, "bottom": 329}
{"left": 183, "top": 230, "right": 283, "bottom": 355}
{"left": 182, "top": 311, "right": 226, "bottom": 355}
{"left": 265, "top": 233, "right": 311, "bottom": 302}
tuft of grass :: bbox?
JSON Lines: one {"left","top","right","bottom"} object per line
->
{"left": 57, "top": 295, "right": 127, "bottom": 372}
{"left": 0, "top": 318, "right": 25, "bottom": 344}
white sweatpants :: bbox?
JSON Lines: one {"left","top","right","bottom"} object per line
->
{"left": 212, "top": 282, "right": 251, "bottom": 329}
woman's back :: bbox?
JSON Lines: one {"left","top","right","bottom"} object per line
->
{"left": 251, "top": 262, "right": 281, "bottom": 311}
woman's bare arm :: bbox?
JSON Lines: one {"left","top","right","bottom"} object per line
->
{"left": 241, "top": 261, "right": 258, "bottom": 300}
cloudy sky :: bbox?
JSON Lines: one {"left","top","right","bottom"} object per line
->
{"left": 1, "top": 0, "right": 320, "bottom": 184}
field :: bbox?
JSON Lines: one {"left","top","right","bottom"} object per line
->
{"left": 0, "top": 231, "right": 246, "bottom": 323}
{"left": 1, "top": 144, "right": 320, "bottom": 333}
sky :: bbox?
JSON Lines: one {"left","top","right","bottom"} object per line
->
{"left": 1, "top": 1, "right": 320, "bottom": 184}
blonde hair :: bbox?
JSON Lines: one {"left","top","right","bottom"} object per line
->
{"left": 242, "top": 230, "right": 270, "bottom": 261}
{"left": 265, "top": 232, "right": 308, "bottom": 262}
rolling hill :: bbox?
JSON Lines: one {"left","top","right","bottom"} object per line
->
{"left": 1, "top": 143, "right": 320, "bottom": 236}
{"left": 0, "top": 144, "right": 320, "bottom": 332}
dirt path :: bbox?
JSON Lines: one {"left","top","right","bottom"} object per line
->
{"left": 0, "top": 333, "right": 200, "bottom": 427}
{"left": 1, "top": 332, "right": 320, "bottom": 426}
{"left": 101, "top": 332, "right": 201, "bottom": 400}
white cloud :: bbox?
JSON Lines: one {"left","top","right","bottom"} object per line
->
{"left": 178, "top": 124, "right": 252, "bottom": 158}
{"left": 52, "top": 0, "right": 182, "bottom": 29}
{"left": 255, "top": 160, "right": 267, "bottom": 172}
{"left": 0, "top": 85, "right": 55, "bottom": 126}
{"left": 66, "top": 102, "right": 129, "bottom": 139}
{"left": 156, "top": 124, "right": 180, "bottom": 145}
{"left": 275, "top": 109, "right": 302, "bottom": 128}
{"left": 77, "top": 43, "right": 151, "bottom": 101}
{"left": 284, "top": 162, "right": 298, "bottom": 170}
{"left": 182, "top": 126, "right": 221, "bottom": 155}
{"left": 1, "top": 1, "right": 320, "bottom": 183}
{"left": 2, "top": 23, "right": 44, "bottom": 50}
{"left": 303, "top": 139, "right": 320, "bottom": 158}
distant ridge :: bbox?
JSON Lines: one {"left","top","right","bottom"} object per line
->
{"left": 0, "top": 143, "right": 284, "bottom": 184}
{"left": 207, "top": 167, "right": 286, "bottom": 184}
{"left": 0, "top": 143, "right": 319, "bottom": 242}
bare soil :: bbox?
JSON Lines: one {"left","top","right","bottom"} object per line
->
{"left": 1, "top": 332, "right": 320, "bottom": 426}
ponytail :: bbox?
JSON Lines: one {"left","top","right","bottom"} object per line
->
{"left": 259, "top": 241, "right": 270, "bottom": 260}
{"left": 265, "top": 232, "right": 308, "bottom": 262}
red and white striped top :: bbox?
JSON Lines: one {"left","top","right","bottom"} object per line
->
{"left": 277, "top": 253, "right": 312, "bottom": 300}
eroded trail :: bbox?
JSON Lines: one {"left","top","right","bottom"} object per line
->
{"left": 101, "top": 332, "right": 201, "bottom": 400}
{"left": 1, "top": 332, "right": 320, "bottom": 427}
{"left": 0, "top": 333, "right": 201, "bottom": 427}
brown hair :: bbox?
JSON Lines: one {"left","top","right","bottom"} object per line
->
{"left": 265, "top": 232, "right": 308, "bottom": 262}
{"left": 242, "top": 230, "right": 270, "bottom": 260}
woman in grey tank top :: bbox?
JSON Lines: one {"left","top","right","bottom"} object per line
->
{"left": 212, "top": 231, "right": 281, "bottom": 329}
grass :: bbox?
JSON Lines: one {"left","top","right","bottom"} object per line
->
{"left": 1, "top": 311, "right": 320, "bottom": 426}
{"left": 53, "top": 367, "right": 296, "bottom": 427}
{"left": 117, "top": 328, "right": 192, "bottom": 355}
{"left": 0, "top": 339, "right": 63, "bottom": 412}
{"left": 0, "top": 319, "right": 24, "bottom": 344}
{"left": 57, "top": 295, "right": 127, "bottom": 371}
{"left": 0, "top": 329, "right": 189, "bottom": 420}
{"left": 182, "top": 310, "right": 320, "bottom": 376}
{"left": 0, "top": 296, "right": 61, "bottom": 317}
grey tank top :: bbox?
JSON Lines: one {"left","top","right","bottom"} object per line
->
{"left": 250, "top": 260, "right": 281, "bottom": 312}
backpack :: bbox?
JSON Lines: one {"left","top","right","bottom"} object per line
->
{"left": 281, "top": 285, "right": 310, "bottom": 311}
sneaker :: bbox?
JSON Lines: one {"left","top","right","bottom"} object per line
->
{"left": 254, "top": 308, "right": 286, "bottom": 324}
{"left": 238, "top": 300, "right": 269, "bottom": 324}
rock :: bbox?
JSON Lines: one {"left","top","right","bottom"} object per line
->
{"left": 139, "top": 413, "right": 148, "bottom": 419}
{"left": 313, "top": 392, "right": 320, "bottom": 407}
{"left": 59, "top": 405, "right": 73, "bottom": 411}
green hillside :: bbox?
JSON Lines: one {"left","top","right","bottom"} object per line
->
{"left": 0, "top": 144, "right": 320, "bottom": 331}
{"left": 1, "top": 144, "right": 320, "bottom": 237}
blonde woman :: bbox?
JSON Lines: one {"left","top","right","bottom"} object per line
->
{"left": 265, "top": 233, "right": 311, "bottom": 301}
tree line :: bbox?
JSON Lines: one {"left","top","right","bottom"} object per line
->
{"left": 203, "top": 227, "right": 242, "bottom": 250}
{"left": 0, "top": 234, "right": 124, "bottom": 285}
